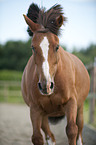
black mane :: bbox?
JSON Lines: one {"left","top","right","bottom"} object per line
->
{"left": 27, "top": 3, "right": 66, "bottom": 36}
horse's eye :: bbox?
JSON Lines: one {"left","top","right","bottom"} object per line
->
{"left": 56, "top": 45, "right": 59, "bottom": 51}
{"left": 32, "top": 46, "right": 35, "bottom": 51}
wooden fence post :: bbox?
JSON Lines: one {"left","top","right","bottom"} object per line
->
{"left": 89, "top": 57, "right": 96, "bottom": 123}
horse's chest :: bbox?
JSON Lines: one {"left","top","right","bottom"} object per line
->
{"left": 38, "top": 95, "right": 65, "bottom": 115}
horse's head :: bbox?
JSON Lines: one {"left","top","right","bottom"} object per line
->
{"left": 32, "top": 32, "right": 60, "bottom": 95}
{"left": 23, "top": 4, "right": 65, "bottom": 95}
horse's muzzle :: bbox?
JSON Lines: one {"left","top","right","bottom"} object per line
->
{"left": 38, "top": 81, "right": 54, "bottom": 95}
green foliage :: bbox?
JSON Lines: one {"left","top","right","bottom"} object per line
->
{"left": 0, "top": 70, "right": 22, "bottom": 81}
{"left": 72, "top": 44, "right": 96, "bottom": 65}
{"left": 0, "top": 39, "right": 32, "bottom": 71}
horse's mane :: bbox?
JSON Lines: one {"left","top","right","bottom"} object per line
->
{"left": 27, "top": 3, "right": 66, "bottom": 36}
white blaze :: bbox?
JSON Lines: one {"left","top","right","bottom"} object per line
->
{"left": 40, "top": 36, "right": 51, "bottom": 81}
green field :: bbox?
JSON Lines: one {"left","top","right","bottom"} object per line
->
{"left": 0, "top": 70, "right": 96, "bottom": 128}
{"left": 84, "top": 99, "right": 96, "bottom": 128}
{"left": 0, "top": 70, "right": 24, "bottom": 103}
{"left": 0, "top": 70, "right": 22, "bottom": 81}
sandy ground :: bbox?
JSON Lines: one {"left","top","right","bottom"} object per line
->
{"left": 0, "top": 103, "right": 96, "bottom": 145}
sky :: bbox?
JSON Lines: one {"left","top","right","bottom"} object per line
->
{"left": 0, "top": 0, "right": 96, "bottom": 51}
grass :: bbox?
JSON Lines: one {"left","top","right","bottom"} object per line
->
{"left": 84, "top": 99, "right": 96, "bottom": 128}
{"left": 0, "top": 82, "right": 24, "bottom": 104}
{"left": 0, "top": 70, "right": 22, "bottom": 81}
{"left": 0, "top": 69, "right": 24, "bottom": 103}
{"left": 0, "top": 92, "right": 24, "bottom": 104}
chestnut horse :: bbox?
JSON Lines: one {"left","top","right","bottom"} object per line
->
{"left": 21, "top": 3, "right": 90, "bottom": 145}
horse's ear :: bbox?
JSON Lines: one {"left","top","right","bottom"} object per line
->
{"left": 23, "top": 14, "right": 40, "bottom": 32}
{"left": 56, "top": 15, "right": 64, "bottom": 27}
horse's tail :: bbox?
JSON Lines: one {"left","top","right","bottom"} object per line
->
{"left": 48, "top": 116, "right": 65, "bottom": 125}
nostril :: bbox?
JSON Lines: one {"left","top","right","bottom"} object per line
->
{"left": 50, "top": 82, "right": 54, "bottom": 89}
{"left": 38, "top": 82, "right": 42, "bottom": 90}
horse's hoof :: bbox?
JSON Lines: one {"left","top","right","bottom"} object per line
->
{"left": 46, "top": 136, "right": 56, "bottom": 145}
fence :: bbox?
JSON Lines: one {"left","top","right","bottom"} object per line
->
{"left": 0, "top": 81, "right": 22, "bottom": 103}
{"left": 87, "top": 57, "right": 96, "bottom": 124}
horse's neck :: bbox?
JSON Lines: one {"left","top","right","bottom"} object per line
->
{"left": 57, "top": 47, "right": 66, "bottom": 70}
{"left": 57, "top": 47, "right": 72, "bottom": 77}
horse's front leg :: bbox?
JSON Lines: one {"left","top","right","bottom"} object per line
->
{"left": 65, "top": 98, "right": 78, "bottom": 145}
{"left": 76, "top": 104, "right": 84, "bottom": 145}
{"left": 30, "top": 106, "right": 44, "bottom": 145}
{"left": 41, "top": 116, "right": 56, "bottom": 145}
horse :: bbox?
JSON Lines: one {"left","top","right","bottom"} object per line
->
{"left": 21, "top": 3, "right": 90, "bottom": 145}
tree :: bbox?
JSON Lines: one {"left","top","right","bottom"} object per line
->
{"left": 0, "top": 39, "right": 32, "bottom": 71}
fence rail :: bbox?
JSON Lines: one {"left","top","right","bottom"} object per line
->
{"left": 87, "top": 57, "right": 96, "bottom": 124}
{"left": 88, "top": 93, "right": 96, "bottom": 98}
{"left": 0, "top": 80, "right": 21, "bottom": 87}
{"left": 0, "top": 80, "right": 22, "bottom": 103}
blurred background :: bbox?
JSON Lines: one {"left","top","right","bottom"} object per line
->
{"left": 0, "top": 0, "right": 96, "bottom": 129}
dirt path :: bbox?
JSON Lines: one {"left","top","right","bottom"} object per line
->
{"left": 0, "top": 103, "right": 96, "bottom": 145}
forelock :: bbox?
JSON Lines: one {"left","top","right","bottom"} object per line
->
{"left": 27, "top": 3, "right": 66, "bottom": 36}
